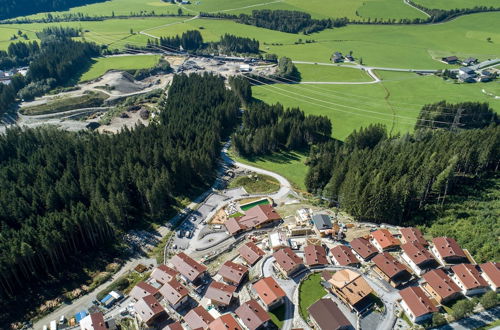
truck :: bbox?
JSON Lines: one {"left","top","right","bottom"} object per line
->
{"left": 49, "top": 320, "right": 57, "bottom": 330}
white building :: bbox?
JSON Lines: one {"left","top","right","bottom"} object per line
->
{"left": 269, "top": 231, "right": 289, "bottom": 251}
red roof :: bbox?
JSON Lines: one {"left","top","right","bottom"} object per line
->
{"left": 238, "top": 242, "right": 265, "bottom": 265}
{"left": 273, "top": 247, "right": 303, "bottom": 274}
{"left": 235, "top": 299, "right": 270, "bottom": 330}
{"left": 399, "top": 286, "right": 438, "bottom": 318}
{"left": 134, "top": 295, "right": 165, "bottom": 324}
{"left": 151, "top": 264, "right": 178, "bottom": 284}
{"left": 184, "top": 306, "right": 215, "bottom": 330}
{"left": 237, "top": 205, "right": 281, "bottom": 229}
{"left": 432, "top": 237, "right": 467, "bottom": 261}
{"left": 304, "top": 245, "right": 328, "bottom": 266}
{"left": 372, "top": 252, "right": 408, "bottom": 279}
{"left": 252, "top": 277, "right": 286, "bottom": 306}
{"left": 163, "top": 321, "right": 183, "bottom": 330}
{"left": 480, "top": 262, "right": 500, "bottom": 288}
{"left": 171, "top": 252, "right": 207, "bottom": 282}
{"left": 422, "top": 269, "right": 461, "bottom": 300}
{"left": 330, "top": 245, "right": 360, "bottom": 266}
{"left": 218, "top": 261, "right": 248, "bottom": 285}
{"left": 401, "top": 242, "right": 436, "bottom": 267}
{"left": 350, "top": 237, "right": 378, "bottom": 259}
{"left": 205, "top": 281, "right": 236, "bottom": 306}
{"left": 208, "top": 314, "right": 242, "bottom": 330}
{"left": 371, "top": 229, "right": 400, "bottom": 250}
{"left": 452, "top": 264, "right": 488, "bottom": 290}
{"left": 130, "top": 281, "right": 158, "bottom": 301}
{"left": 81, "top": 312, "right": 106, "bottom": 330}
{"left": 158, "top": 279, "right": 189, "bottom": 305}
{"left": 400, "top": 227, "right": 428, "bottom": 246}
{"left": 225, "top": 217, "right": 247, "bottom": 235}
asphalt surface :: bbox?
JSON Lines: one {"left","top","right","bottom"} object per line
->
{"left": 435, "top": 306, "right": 500, "bottom": 330}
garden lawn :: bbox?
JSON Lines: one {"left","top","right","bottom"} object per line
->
{"left": 296, "top": 64, "right": 372, "bottom": 82}
{"left": 299, "top": 273, "right": 327, "bottom": 319}
{"left": 79, "top": 55, "right": 160, "bottom": 82}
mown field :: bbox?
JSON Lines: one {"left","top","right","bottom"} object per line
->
{"left": 79, "top": 55, "right": 160, "bottom": 82}
{"left": 412, "top": 0, "right": 499, "bottom": 10}
{"left": 295, "top": 64, "right": 372, "bottom": 82}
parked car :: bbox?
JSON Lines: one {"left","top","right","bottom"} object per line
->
{"left": 185, "top": 231, "right": 192, "bottom": 238}
{"left": 178, "top": 231, "right": 184, "bottom": 238}
{"left": 58, "top": 315, "right": 65, "bottom": 325}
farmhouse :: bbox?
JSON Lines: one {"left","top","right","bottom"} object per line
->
{"left": 399, "top": 286, "right": 438, "bottom": 324}
{"left": 218, "top": 261, "right": 248, "bottom": 287}
{"left": 170, "top": 252, "right": 207, "bottom": 283}
{"left": 134, "top": 295, "right": 167, "bottom": 327}
{"left": 330, "top": 245, "right": 360, "bottom": 267}
{"left": 308, "top": 298, "right": 353, "bottom": 330}
{"left": 371, "top": 229, "right": 400, "bottom": 252}
{"left": 328, "top": 269, "right": 373, "bottom": 312}
{"left": 151, "top": 264, "right": 178, "bottom": 284}
{"left": 431, "top": 237, "right": 468, "bottom": 265}
{"left": 312, "top": 214, "right": 333, "bottom": 236}
{"left": 480, "top": 262, "right": 500, "bottom": 291}
{"left": 304, "top": 244, "right": 328, "bottom": 267}
{"left": 235, "top": 299, "right": 271, "bottom": 330}
{"left": 238, "top": 241, "right": 266, "bottom": 266}
{"left": 399, "top": 227, "right": 428, "bottom": 246}
{"left": 252, "top": 276, "right": 287, "bottom": 310}
{"left": 158, "top": 279, "right": 189, "bottom": 309}
{"left": 204, "top": 281, "right": 237, "bottom": 307}
{"left": 208, "top": 314, "right": 242, "bottom": 330}
{"left": 331, "top": 52, "right": 344, "bottom": 63}
{"left": 401, "top": 242, "right": 438, "bottom": 275}
{"left": 462, "top": 57, "right": 478, "bottom": 66}
{"left": 273, "top": 247, "right": 304, "bottom": 277}
{"left": 372, "top": 252, "right": 412, "bottom": 287}
{"left": 459, "top": 73, "right": 476, "bottom": 83}
{"left": 442, "top": 56, "right": 458, "bottom": 64}
{"left": 459, "top": 67, "right": 476, "bottom": 76}
{"left": 422, "top": 269, "right": 462, "bottom": 304}
{"left": 129, "top": 281, "right": 158, "bottom": 301}
{"left": 350, "top": 237, "right": 378, "bottom": 261}
{"left": 451, "top": 263, "right": 489, "bottom": 296}
{"left": 184, "top": 306, "right": 215, "bottom": 330}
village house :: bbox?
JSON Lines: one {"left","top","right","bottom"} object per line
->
{"left": 163, "top": 322, "right": 183, "bottom": 330}
{"left": 451, "top": 263, "right": 489, "bottom": 296}
{"left": 235, "top": 299, "right": 271, "bottom": 330}
{"left": 312, "top": 214, "right": 333, "bottom": 237}
{"left": 134, "top": 295, "right": 167, "bottom": 327}
{"left": 350, "top": 237, "right": 378, "bottom": 261}
{"left": 238, "top": 241, "right": 266, "bottom": 266}
{"left": 401, "top": 242, "right": 438, "bottom": 275}
{"left": 208, "top": 314, "right": 243, "bottom": 330}
{"left": 252, "top": 276, "right": 287, "bottom": 310}
{"left": 399, "top": 286, "right": 438, "bottom": 324}
{"left": 330, "top": 245, "right": 361, "bottom": 267}
{"left": 422, "top": 269, "right": 462, "bottom": 304}
{"left": 399, "top": 227, "right": 428, "bottom": 246}
{"left": 170, "top": 252, "right": 208, "bottom": 283}
{"left": 331, "top": 52, "right": 344, "bottom": 63}
{"left": 462, "top": 57, "right": 478, "bottom": 66}
{"left": 308, "top": 298, "right": 353, "bottom": 330}
{"left": 184, "top": 306, "right": 215, "bottom": 330}
{"left": 273, "top": 247, "right": 304, "bottom": 277}
{"left": 269, "top": 230, "right": 290, "bottom": 251}
{"left": 80, "top": 312, "right": 116, "bottom": 330}
{"left": 430, "top": 237, "right": 469, "bottom": 265}
{"left": 328, "top": 269, "right": 373, "bottom": 312}
{"left": 204, "top": 281, "right": 237, "bottom": 307}
{"left": 304, "top": 244, "right": 329, "bottom": 267}
{"left": 480, "top": 262, "right": 500, "bottom": 292}
{"left": 459, "top": 73, "right": 476, "bottom": 83}
{"left": 372, "top": 252, "right": 412, "bottom": 287}
{"left": 129, "top": 281, "right": 158, "bottom": 301}
{"left": 158, "top": 279, "right": 190, "bottom": 310}
{"left": 442, "top": 56, "right": 459, "bottom": 64}
{"left": 150, "top": 264, "right": 178, "bottom": 284}
{"left": 370, "top": 229, "right": 401, "bottom": 252}
{"left": 225, "top": 205, "right": 282, "bottom": 236}
{"left": 218, "top": 260, "right": 249, "bottom": 287}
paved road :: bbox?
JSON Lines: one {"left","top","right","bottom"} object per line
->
{"left": 435, "top": 306, "right": 500, "bottom": 330}
{"left": 403, "top": 0, "right": 431, "bottom": 17}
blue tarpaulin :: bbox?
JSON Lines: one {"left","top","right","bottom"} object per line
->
{"left": 100, "top": 294, "right": 112, "bottom": 303}
{"left": 75, "top": 310, "right": 88, "bottom": 323}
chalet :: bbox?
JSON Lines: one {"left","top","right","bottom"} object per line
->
{"left": 399, "top": 286, "right": 438, "bottom": 324}
{"left": 129, "top": 281, "right": 158, "bottom": 301}
{"left": 308, "top": 299, "right": 353, "bottom": 330}
{"left": 328, "top": 269, "right": 373, "bottom": 312}
{"left": 273, "top": 247, "right": 304, "bottom": 277}
{"left": 422, "top": 269, "right": 462, "bottom": 304}
{"left": 252, "top": 276, "right": 287, "bottom": 310}
{"left": 235, "top": 299, "right": 271, "bottom": 330}
{"left": 451, "top": 264, "right": 489, "bottom": 296}
{"left": 459, "top": 73, "right": 476, "bottom": 83}
{"left": 170, "top": 252, "right": 207, "bottom": 283}
{"left": 431, "top": 237, "right": 468, "bottom": 265}
{"left": 204, "top": 281, "right": 237, "bottom": 307}
{"left": 401, "top": 242, "right": 438, "bottom": 275}
{"left": 442, "top": 56, "right": 458, "bottom": 64}
{"left": 150, "top": 264, "right": 178, "bottom": 284}
{"left": 312, "top": 214, "right": 333, "bottom": 237}
{"left": 458, "top": 67, "right": 476, "bottom": 76}
{"left": 158, "top": 279, "right": 189, "bottom": 310}
{"left": 371, "top": 229, "right": 400, "bottom": 252}
{"left": 372, "top": 252, "right": 412, "bottom": 287}
{"left": 399, "top": 227, "right": 427, "bottom": 246}
{"left": 330, "top": 245, "right": 360, "bottom": 267}
{"left": 134, "top": 295, "right": 167, "bottom": 327}
{"left": 462, "top": 57, "right": 478, "bottom": 66}
{"left": 80, "top": 312, "right": 117, "bottom": 330}
{"left": 226, "top": 205, "right": 281, "bottom": 236}
{"left": 208, "top": 314, "right": 243, "bottom": 330}
{"left": 480, "top": 262, "right": 500, "bottom": 292}
{"left": 304, "top": 245, "right": 328, "bottom": 267}
{"left": 184, "top": 306, "right": 215, "bottom": 330}
{"left": 238, "top": 242, "right": 266, "bottom": 266}
{"left": 331, "top": 52, "right": 344, "bottom": 63}
{"left": 350, "top": 237, "right": 378, "bottom": 261}
{"left": 218, "top": 261, "right": 248, "bottom": 287}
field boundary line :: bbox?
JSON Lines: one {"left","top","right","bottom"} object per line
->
{"left": 210, "top": 0, "right": 285, "bottom": 13}
{"left": 403, "top": 0, "right": 431, "bottom": 18}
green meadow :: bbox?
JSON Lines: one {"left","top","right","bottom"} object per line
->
{"left": 412, "top": 0, "right": 499, "bottom": 10}
{"left": 296, "top": 64, "right": 372, "bottom": 82}
{"left": 79, "top": 55, "right": 161, "bottom": 82}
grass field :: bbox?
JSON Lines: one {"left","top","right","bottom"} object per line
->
{"left": 298, "top": 273, "right": 327, "bottom": 319}
{"left": 79, "top": 55, "right": 160, "bottom": 82}
{"left": 412, "top": 0, "right": 499, "bottom": 10}
{"left": 228, "top": 173, "right": 280, "bottom": 194}
{"left": 296, "top": 64, "right": 372, "bottom": 82}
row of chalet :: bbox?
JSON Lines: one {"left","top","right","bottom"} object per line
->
{"left": 225, "top": 204, "right": 281, "bottom": 236}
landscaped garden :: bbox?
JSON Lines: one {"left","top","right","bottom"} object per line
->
{"left": 298, "top": 272, "right": 328, "bottom": 319}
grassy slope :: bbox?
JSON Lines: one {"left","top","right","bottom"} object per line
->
{"left": 228, "top": 173, "right": 280, "bottom": 194}
{"left": 412, "top": 0, "right": 499, "bottom": 10}
{"left": 79, "top": 55, "right": 160, "bottom": 82}
{"left": 296, "top": 64, "right": 372, "bottom": 82}
{"left": 299, "top": 273, "right": 327, "bottom": 319}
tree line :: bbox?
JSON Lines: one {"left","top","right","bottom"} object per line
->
{"left": 0, "top": 73, "right": 240, "bottom": 325}
{"left": 0, "top": 0, "right": 105, "bottom": 20}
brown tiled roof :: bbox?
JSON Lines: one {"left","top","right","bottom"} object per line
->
{"left": 304, "top": 245, "right": 328, "bottom": 266}
{"left": 235, "top": 299, "right": 270, "bottom": 330}
{"left": 237, "top": 205, "right": 281, "bottom": 229}
{"left": 432, "top": 237, "right": 467, "bottom": 260}
{"left": 163, "top": 321, "right": 183, "bottom": 330}
{"left": 399, "top": 286, "right": 438, "bottom": 318}
{"left": 371, "top": 229, "right": 400, "bottom": 249}
{"left": 331, "top": 245, "right": 360, "bottom": 266}
{"left": 151, "top": 264, "right": 178, "bottom": 284}
{"left": 238, "top": 242, "right": 265, "bottom": 265}
{"left": 372, "top": 252, "right": 408, "bottom": 279}
{"left": 480, "top": 262, "right": 500, "bottom": 287}
{"left": 205, "top": 281, "right": 236, "bottom": 306}
{"left": 252, "top": 277, "right": 286, "bottom": 306}
{"left": 401, "top": 242, "right": 436, "bottom": 267}
{"left": 81, "top": 312, "right": 106, "bottom": 330}
{"left": 422, "top": 269, "right": 461, "bottom": 300}
{"left": 170, "top": 252, "right": 207, "bottom": 282}
{"left": 218, "top": 261, "right": 248, "bottom": 285}
{"left": 350, "top": 237, "right": 378, "bottom": 259}
{"left": 130, "top": 281, "right": 158, "bottom": 301}
{"left": 158, "top": 279, "right": 189, "bottom": 305}
{"left": 134, "top": 295, "right": 165, "bottom": 324}
{"left": 399, "top": 227, "right": 428, "bottom": 246}
{"left": 329, "top": 269, "right": 373, "bottom": 306}
{"left": 308, "top": 299, "right": 352, "bottom": 330}
{"left": 208, "top": 314, "right": 242, "bottom": 330}
{"left": 452, "top": 264, "right": 488, "bottom": 290}
{"left": 273, "top": 247, "right": 303, "bottom": 273}
{"left": 225, "top": 217, "right": 247, "bottom": 235}
{"left": 184, "top": 306, "right": 215, "bottom": 330}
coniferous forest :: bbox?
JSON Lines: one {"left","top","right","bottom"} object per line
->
{"left": 0, "top": 73, "right": 239, "bottom": 324}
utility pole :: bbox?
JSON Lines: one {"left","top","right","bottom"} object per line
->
{"left": 451, "top": 107, "right": 463, "bottom": 131}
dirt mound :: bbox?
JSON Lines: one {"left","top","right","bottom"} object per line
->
{"left": 98, "top": 71, "right": 147, "bottom": 94}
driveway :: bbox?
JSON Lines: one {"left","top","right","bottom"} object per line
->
{"left": 435, "top": 306, "right": 500, "bottom": 330}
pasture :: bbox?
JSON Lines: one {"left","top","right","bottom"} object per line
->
{"left": 78, "top": 55, "right": 161, "bottom": 82}
{"left": 295, "top": 64, "right": 372, "bottom": 82}
{"left": 412, "top": 0, "right": 499, "bottom": 10}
